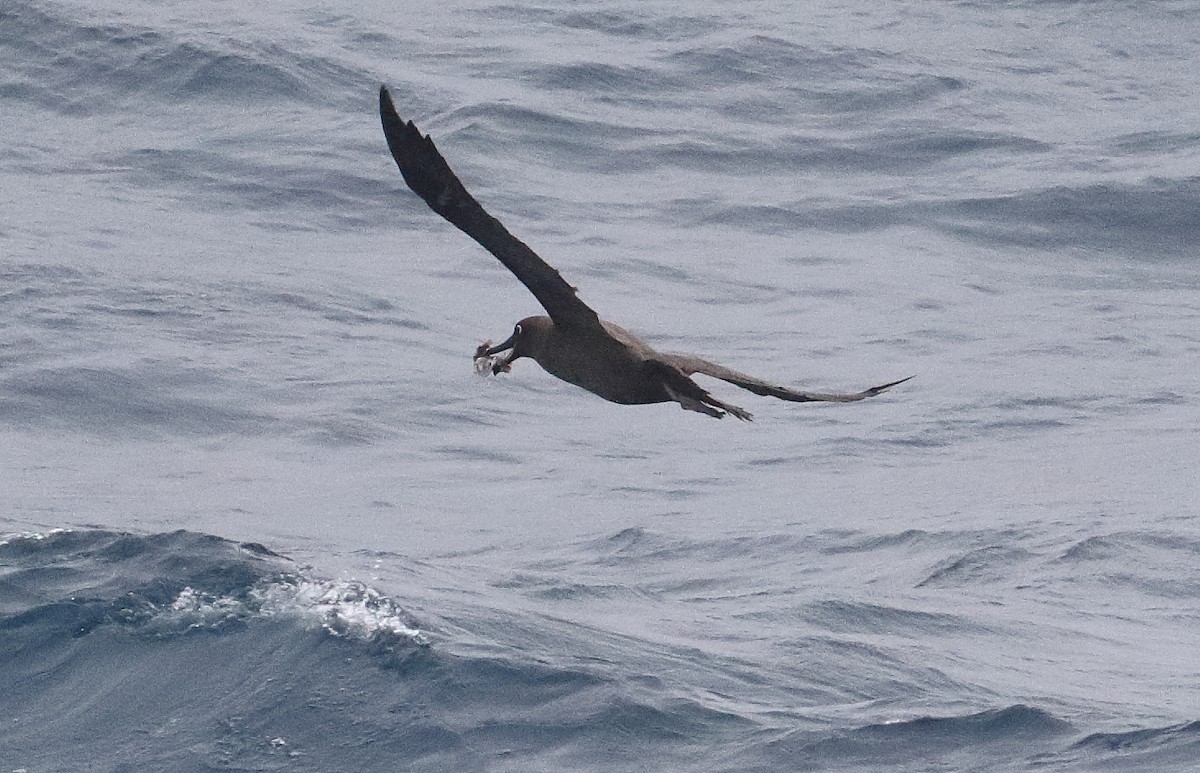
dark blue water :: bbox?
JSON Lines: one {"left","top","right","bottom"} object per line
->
{"left": 3, "top": 0, "right": 1199, "bottom": 770}
{"left": 4, "top": 528, "right": 1198, "bottom": 771}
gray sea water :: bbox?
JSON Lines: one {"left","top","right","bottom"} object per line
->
{"left": 3, "top": 0, "right": 1199, "bottom": 770}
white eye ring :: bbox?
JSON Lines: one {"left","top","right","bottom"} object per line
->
{"left": 514, "top": 324, "right": 523, "bottom": 335}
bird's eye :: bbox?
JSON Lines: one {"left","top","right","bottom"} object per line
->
{"left": 514, "top": 324, "right": 523, "bottom": 335}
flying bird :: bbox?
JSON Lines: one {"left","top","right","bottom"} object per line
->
{"left": 379, "top": 86, "right": 910, "bottom": 420}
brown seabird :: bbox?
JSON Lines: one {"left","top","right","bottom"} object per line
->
{"left": 379, "top": 86, "right": 910, "bottom": 420}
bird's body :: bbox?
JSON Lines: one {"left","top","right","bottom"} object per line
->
{"left": 528, "top": 319, "right": 660, "bottom": 405}
{"left": 379, "top": 86, "right": 910, "bottom": 420}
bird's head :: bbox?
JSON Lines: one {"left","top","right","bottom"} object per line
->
{"left": 475, "top": 316, "right": 553, "bottom": 375}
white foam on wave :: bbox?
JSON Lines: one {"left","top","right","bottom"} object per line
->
{"left": 255, "top": 577, "right": 424, "bottom": 642}
{"left": 0, "top": 528, "right": 70, "bottom": 547}
{"left": 155, "top": 576, "right": 424, "bottom": 643}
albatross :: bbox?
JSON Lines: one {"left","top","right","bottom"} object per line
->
{"left": 379, "top": 86, "right": 910, "bottom": 420}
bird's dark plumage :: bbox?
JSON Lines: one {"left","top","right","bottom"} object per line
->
{"left": 379, "top": 85, "right": 910, "bottom": 420}
{"left": 379, "top": 87, "right": 600, "bottom": 332}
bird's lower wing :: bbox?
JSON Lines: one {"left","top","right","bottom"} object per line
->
{"left": 659, "top": 354, "right": 913, "bottom": 403}
{"left": 379, "top": 86, "right": 601, "bottom": 331}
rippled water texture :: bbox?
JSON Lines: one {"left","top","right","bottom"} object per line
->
{"left": 3, "top": 0, "right": 1199, "bottom": 770}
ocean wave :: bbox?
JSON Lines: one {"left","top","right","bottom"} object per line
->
{"left": 932, "top": 177, "right": 1200, "bottom": 258}
{"left": 531, "top": 61, "right": 688, "bottom": 97}
{"left": 105, "top": 146, "right": 395, "bottom": 230}
{"left": 631, "top": 126, "right": 1044, "bottom": 181}
{"left": 1075, "top": 719, "right": 1200, "bottom": 751}
{"left": 917, "top": 544, "right": 1037, "bottom": 589}
{"left": 4, "top": 528, "right": 1196, "bottom": 771}
{"left": 0, "top": 527, "right": 758, "bottom": 771}
{"left": 1, "top": 365, "right": 275, "bottom": 437}
{"left": 770, "top": 705, "right": 1073, "bottom": 767}
{"left": 1, "top": 0, "right": 363, "bottom": 112}
{"left": 1008, "top": 720, "right": 1200, "bottom": 772}
{"left": 666, "top": 34, "right": 967, "bottom": 117}
{"left": 1, "top": 1, "right": 391, "bottom": 233}
{"left": 549, "top": 8, "right": 718, "bottom": 41}
{"left": 0, "top": 264, "right": 443, "bottom": 442}
{"left": 0, "top": 528, "right": 422, "bottom": 647}
{"left": 654, "top": 174, "right": 1200, "bottom": 259}
{"left": 1052, "top": 531, "right": 1200, "bottom": 599}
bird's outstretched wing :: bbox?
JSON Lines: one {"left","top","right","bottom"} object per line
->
{"left": 379, "top": 86, "right": 601, "bottom": 331}
{"left": 659, "top": 353, "right": 913, "bottom": 403}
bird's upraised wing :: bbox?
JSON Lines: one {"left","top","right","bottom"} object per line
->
{"left": 379, "top": 86, "right": 601, "bottom": 331}
{"left": 659, "top": 353, "right": 913, "bottom": 403}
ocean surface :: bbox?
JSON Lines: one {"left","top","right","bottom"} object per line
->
{"left": 3, "top": 0, "right": 1199, "bottom": 770}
